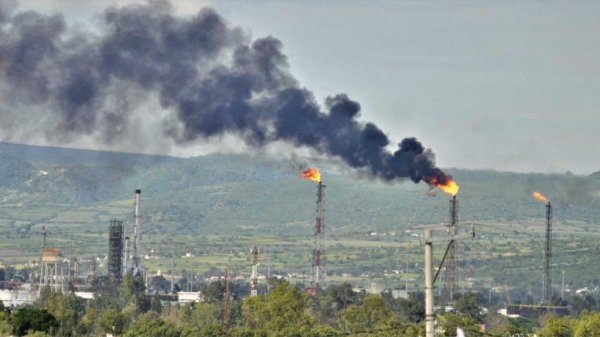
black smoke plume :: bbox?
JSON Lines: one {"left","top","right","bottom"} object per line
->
{"left": 0, "top": 1, "right": 452, "bottom": 186}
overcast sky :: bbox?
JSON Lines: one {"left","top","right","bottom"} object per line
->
{"left": 14, "top": 0, "right": 600, "bottom": 174}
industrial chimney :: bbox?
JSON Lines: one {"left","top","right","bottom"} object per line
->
{"left": 132, "top": 189, "right": 142, "bottom": 275}
{"left": 250, "top": 246, "right": 259, "bottom": 296}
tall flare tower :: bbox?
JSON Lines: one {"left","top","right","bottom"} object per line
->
{"left": 313, "top": 180, "right": 326, "bottom": 288}
{"left": 444, "top": 195, "right": 459, "bottom": 304}
{"left": 300, "top": 168, "right": 326, "bottom": 289}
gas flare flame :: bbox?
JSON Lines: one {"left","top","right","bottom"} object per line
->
{"left": 300, "top": 168, "right": 321, "bottom": 182}
{"left": 428, "top": 177, "right": 459, "bottom": 196}
{"left": 532, "top": 191, "right": 549, "bottom": 203}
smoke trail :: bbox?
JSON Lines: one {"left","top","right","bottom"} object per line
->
{"left": 0, "top": 0, "right": 452, "bottom": 186}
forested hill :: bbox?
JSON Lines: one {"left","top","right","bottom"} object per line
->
{"left": 0, "top": 141, "right": 598, "bottom": 235}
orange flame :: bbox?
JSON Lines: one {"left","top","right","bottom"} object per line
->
{"left": 532, "top": 191, "right": 549, "bottom": 203}
{"left": 300, "top": 168, "right": 321, "bottom": 182}
{"left": 428, "top": 176, "right": 459, "bottom": 196}
{"left": 438, "top": 179, "right": 459, "bottom": 196}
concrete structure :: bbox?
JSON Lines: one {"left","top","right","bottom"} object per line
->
{"left": 392, "top": 288, "right": 409, "bottom": 300}
{"left": 40, "top": 248, "right": 64, "bottom": 292}
{"left": 368, "top": 281, "right": 387, "bottom": 295}
{"left": 177, "top": 291, "right": 202, "bottom": 303}
{"left": 417, "top": 223, "right": 474, "bottom": 337}
{"left": 0, "top": 284, "right": 37, "bottom": 307}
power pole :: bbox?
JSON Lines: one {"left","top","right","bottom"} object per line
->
{"left": 415, "top": 224, "right": 474, "bottom": 337}
{"left": 267, "top": 247, "right": 271, "bottom": 293}
{"left": 222, "top": 267, "right": 230, "bottom": 337}
{"left": 561, "top": 270, "right": 565, "bottom": 300}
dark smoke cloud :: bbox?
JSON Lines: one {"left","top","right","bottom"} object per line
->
{"left": 0, "top": 0, "right": 452, "bottom": 186}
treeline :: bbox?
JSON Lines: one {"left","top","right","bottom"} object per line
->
{"left": 1, "top": 277, "right": 600, "bottom": 336}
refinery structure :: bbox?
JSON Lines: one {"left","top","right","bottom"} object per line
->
{"left": 0, "top": 171, "right": 564, "bottom": 337}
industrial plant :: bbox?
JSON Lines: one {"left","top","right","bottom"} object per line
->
{"left": 0, "top": 165, "right": 569, "bottom": 337}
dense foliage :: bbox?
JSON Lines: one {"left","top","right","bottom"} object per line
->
{"left": 1, "top": 280, "right": 600, "bottom": 336}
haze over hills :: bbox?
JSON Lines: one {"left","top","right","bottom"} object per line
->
{"left": 2, "top": 141, "right": 600, "bottom": 296}
{"left": 0, "top": 141, "right": 599, "bottom": 237}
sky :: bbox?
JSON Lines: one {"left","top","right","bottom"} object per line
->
{"left": 10, "top": 0, "right": 600, "bottom": 174}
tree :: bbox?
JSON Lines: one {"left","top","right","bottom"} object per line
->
{"left": 243, "top": 281, "right": 313, "bottom": 336}
{"left": 98, "top": 309, "right": 129, "bottom": 336}
{"left": 337, "top": 295, "right": 394, "bottom": 334}
{"left": 308, "top": 324, "right": 342, "bottom": 337}
{"left": 191, "top": 302, "right": 219, "bottom": 327}
{"left": 23, "top": 332, "right": 52, "bottom": 337}
{"left": 382, "top": 292, "right": 425, "bottom": 323}
{"left": 574, "top": 312, "right": 600, "bottom": 337}
{"left": 12, "top": 307, "right": 58, "bottom": 336}
{"left": 121, "top": 274, "right": 151, "bottom": 313}
{"left": 150, "top": 275, "right": 171, "bottom": 292}
{"left": 326, "top": 283, "right": 360, "bottom": 312}
{"left": 42, "top": 292, "right": 87, "bottom": 336}
{"left": 122, "top": 312, "right": 181, "bottom": 337}
{"left": 437, "top": 312, "right": 483, "bottom": 337}
{"left": 571, "top": 295, "right": 596, "bottom": 316}
{"left": 454, "top": 292, "right": 485, "bottom": 321}
{"left": 538, "top": 316, "right": 574, "bottom": 337}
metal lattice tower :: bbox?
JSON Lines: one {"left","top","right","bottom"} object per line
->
{"left": 250, "top": 246, "right": 259, "bottom": 296}
{"left": 312, "top": 181, "right": 326, "bottom": 288}
{"left": 543, "top": 202, "right": 552, "bottom": 304}
{"left": 108, "top": 220, "right": 124, "bottom": 284}
{"left": 444, "top": 195, "right": 459, "bottom": 304}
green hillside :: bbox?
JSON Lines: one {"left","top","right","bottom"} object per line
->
{"left": 0, "top": 141, "right": 599, "bottom": 294}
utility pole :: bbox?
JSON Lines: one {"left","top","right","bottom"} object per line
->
{"left": 170, "top": 250, "right": 175, "bottom": 293}
{"left": 267, "top": 247, "right": 271, "bottom": 293}
{"left": 561, "top": 270, "right": 565, "bottom": 300}
{"left": 424, "top": 228, "right": 435, "bottom": 337}
{"left": 415, "top": 224, "right": 474, "bottom": 337}
{"left": 488, "top": 278, "right": 493, "bottom": 304}
{"left": 222, "top": 267, "right": 230, "bottom": 337}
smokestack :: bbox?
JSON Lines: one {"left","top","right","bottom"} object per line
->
{"left": 123, "top": 236, "right": 130, "bottom": 275}
{"left": 39, "top": 225, "right": 46, "bottom": 287}
{"left": 132, "top": 189, "right": 142, "bottom": 275}
{"left": 0, "top": 3, "right": 454, "bottom": 190}
{"left": 250, "top": 246, "right": 259, "bottom": 296}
